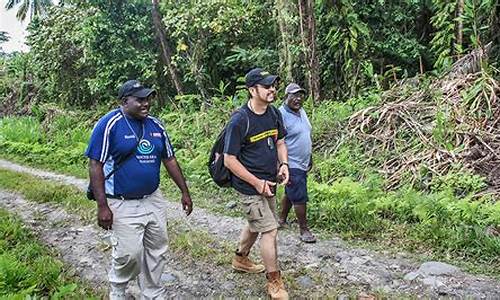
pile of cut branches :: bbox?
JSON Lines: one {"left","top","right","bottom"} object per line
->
{"left": 348, "top": 45, "right": 500, "bottom": 195}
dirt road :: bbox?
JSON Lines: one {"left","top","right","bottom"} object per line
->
{"left": 0, "top": 159, "right": 498, "bottom": 299}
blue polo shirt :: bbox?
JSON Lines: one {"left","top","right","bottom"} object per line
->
{"left": 279, "top": 105, "right": 312, "bottom": 171}
{"left": 85, "top": 109, "right": 175, "bottom": 197}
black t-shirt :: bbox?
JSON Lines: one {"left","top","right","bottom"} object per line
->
{"left": 223, "top": 103, "right": 287, "bottom": 195}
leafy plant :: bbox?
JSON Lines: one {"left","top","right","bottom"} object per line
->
{"left": 0, "top": 208, "right": 97, "bottom": 298}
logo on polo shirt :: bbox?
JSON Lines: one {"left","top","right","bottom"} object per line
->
{"left": 137, "top": 139, "right": 154, "bottom": 155}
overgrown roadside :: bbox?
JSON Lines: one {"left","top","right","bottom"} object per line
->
{"left": 0, "top": 159, "right": 499, "bottom": 298}
{"left": 0, "top": 208, "right": 99, "bottom": 298}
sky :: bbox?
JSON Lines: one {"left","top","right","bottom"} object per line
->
{"left": 0, "top": 5, "right": 30, "bottom": 53}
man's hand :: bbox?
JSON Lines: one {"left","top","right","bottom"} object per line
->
{"left": 181, "top": 193, "right": 193, "bottom": 216}
{"left": 278, "top": 164, "right": 289, "bottom": 185}
{"left": 97, "top": 205, "right": 113, "bottom": 230}
{"left": 255, "top": 179, "right": 276, "bottom": 197}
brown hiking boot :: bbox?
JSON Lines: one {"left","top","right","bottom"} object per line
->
{"left": 232, "top": 251, "right": 265, "bottom": 273}
{"left": 266, "top": 271, "right": 289, "bottom": 300}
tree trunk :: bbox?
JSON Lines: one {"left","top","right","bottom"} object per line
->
{"left": 276, "top": 0, "right": 294, "bottom": 83}
{"left": 189, "top": 39, "right": 210, "bottom": 104}
{"left": 455, "top": 0, "right": 464, "bottom": 58}
{"left": 490, "top": 0, "right": 500, "bottom": 47}
{"left": 306, "top": 0, "right": 320, "bottom": 102}
{"left": 298, "top": 0, "right": 320, "bottom": 103}
{"left": 151, "top": 0, "right": 184, "bottom": 95}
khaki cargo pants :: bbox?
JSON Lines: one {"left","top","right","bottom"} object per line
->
{"left": 107, "top": 189, "right": 168, "bottom": 300}
{"left": 240, "top": 194, "right": 279, "bottom": 233}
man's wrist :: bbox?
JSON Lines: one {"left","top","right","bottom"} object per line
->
{"left": 97, "top": 201, "right": 109, "bottom": 209}
{"left": 252, "top": 177, "right": 263, "bottom": 188}
{"left": 279, "top": 161, "right": 289, "bottom": 168}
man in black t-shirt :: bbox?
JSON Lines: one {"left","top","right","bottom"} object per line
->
{"left": 224, "top": 68, "right": 290, "bottom": 300}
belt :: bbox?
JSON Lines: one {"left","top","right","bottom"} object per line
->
{"left": 106, "top": 194, "right": 149, "bottom": 200}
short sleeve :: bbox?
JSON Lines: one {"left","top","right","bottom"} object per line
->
{"left": 85, "top": 114, "right": 119, "bottom": 162}
{"left": 148, "top": 116, "right": 175, "bottom": 159}
{"left": 162, "top": 130, "right": 175, "bottom": 159}
{"left": 223, "top": 111, "right": 247, "bottom": 156}
{"left": 276, "top": 108, "right": 287, "bottom": 140}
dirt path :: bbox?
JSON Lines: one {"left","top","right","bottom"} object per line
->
{"left": 0, "top": 159, "right": 499, "bottom": 299}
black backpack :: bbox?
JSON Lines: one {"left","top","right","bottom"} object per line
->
{"left": 208, "top": 108, "right": 249, "bottom": 187}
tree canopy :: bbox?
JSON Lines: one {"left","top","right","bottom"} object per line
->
{"left": 2, "top": 0, "right": 499, "bottom": 107}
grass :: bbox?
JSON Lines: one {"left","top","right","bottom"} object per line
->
{"left": 0, "top": 208, "right": 100, "bottom": 298}
{"left": 0, "top": 166, "right": 496, "bottom": 299}
{"left": 167, "top": 219, "right": 235, "bottom": 266}
{"left": 0, "top": 168, "right": 95, "bottom": 222}
{"left": 1, "top": 155, "right": 500, "bottom": 278}
{"left": 0, "top": 116, "right": 89, "bottom": 178}
{"left": 0, "top": 109, "right": 499, "bottom": 278}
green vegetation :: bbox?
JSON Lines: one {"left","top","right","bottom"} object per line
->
{"left": 0, "top": 168, "right": 95, "bottom": 222}
{"left": 0, "top": 208, "right": 98, "bottom": 298}
{"left": 0, "top": 113, "right": 91, "bottom": 178}
{"left": 1, "top": 0, "right": 499, "bottom": 282}
{"left": 1, "top": 94, "right": 499, "bottom": 275}
{"left": 168, "top": 220, "right": 234, "bottom": 266}
{"left": 0, "top": 170, "right": 395, "bottom": 297}
{"left": 2, "top": 0, "right": 498, "bottom": 108}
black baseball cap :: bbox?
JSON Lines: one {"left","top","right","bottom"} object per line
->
{"left": 118, "top": 80, "right": 156, "bottom": 99}
{"left": 245, "top": 68, "right": 279, "bottom": 88}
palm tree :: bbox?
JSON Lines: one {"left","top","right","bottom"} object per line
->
{"left": 0, "top": 32, "right": 9, "bottom": 43}
{"left": 0, "top": 31, "right": 9, "bottom": 53}
{"left": 5, "top": 0, "right": 54, "bottom": 22}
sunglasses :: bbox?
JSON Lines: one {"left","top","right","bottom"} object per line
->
{"left": 257, "top": 83, "right": 279, "bottom": 90}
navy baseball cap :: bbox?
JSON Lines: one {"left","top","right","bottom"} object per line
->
{"left": 118, "top": 80, "right": 156, "bottom": 99}
{"left": 245, "top": 68, "right": 279, "bottom": 87}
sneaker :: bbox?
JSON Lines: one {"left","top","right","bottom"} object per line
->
{"left": 277, "top": 220, "right": 289, "bottom": 229}
{"left": 232, "top": 253, "right": 265, "bottom": 273}
{"left": 299, "top": 230, "right": 317, "bottom": 243}
{"left": 266, "top": 271, "right": 289, "bottom": 300}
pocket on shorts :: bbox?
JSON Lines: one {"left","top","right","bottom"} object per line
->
{"left": 244, "top": 201, "right": 264, "bottom": 221}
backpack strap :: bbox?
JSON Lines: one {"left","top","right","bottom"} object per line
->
{"left": 235, "top": 104, "right": 279, "bottom": 142}
{"left": 269, "top": 105, "right": 279, "bottom": 125}
{"left": 237, "top": 107, "right": 250, "bottom": 138}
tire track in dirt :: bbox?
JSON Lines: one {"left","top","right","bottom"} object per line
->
{"left": 1, "top": 159, "right": 499, "bottom": 299}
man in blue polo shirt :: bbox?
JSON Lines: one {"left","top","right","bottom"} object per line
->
{"left": 85, "top": 80, "right": 193, "bottom": 299}
{"left": 278, "top": 83, "right": 316, "bottom": 243}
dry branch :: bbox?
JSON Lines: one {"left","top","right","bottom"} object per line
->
{"left": 347, "top": 45, "right": 500, "bottom": 196}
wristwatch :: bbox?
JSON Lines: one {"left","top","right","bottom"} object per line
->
{"left": 279, "top": 161, "right": 289, "bottom": 168}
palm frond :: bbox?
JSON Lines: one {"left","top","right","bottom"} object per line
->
{"left": 0, "top": 31, "right": 10, "bottom": 43}
{"left": 4, "top": 0, "right": 21, "bottom": 10}
{"left": 8, "top": 0, "right": 54, "bottom": 21}
{"left": 16, "top": 0, "right": 29, "bottom": 21}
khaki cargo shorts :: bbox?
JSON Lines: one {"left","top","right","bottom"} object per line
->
{"left": 240, "top": 194, "right": 279, "bottom": 233}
